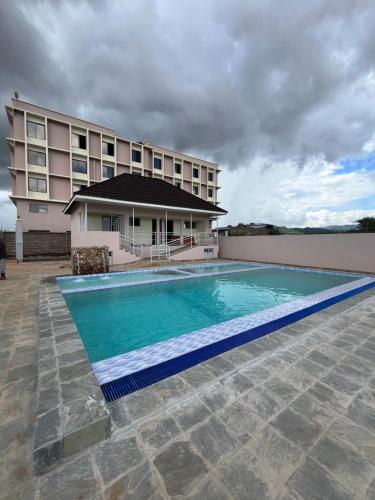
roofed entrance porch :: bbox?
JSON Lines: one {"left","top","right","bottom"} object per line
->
{"left": 64, "top": 173, "right": 226, "bottom": 264}
{"left": 71, "top": 201, "right": 219, "bottom": 263}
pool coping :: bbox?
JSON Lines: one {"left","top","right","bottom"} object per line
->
{"left": 32, "top": 263, "right": 375, "bottom": 475}
{"left": 33, "top": 279, "right": 111, "bottom": 475}
{"left": 57, "top": 263, "right": 375, "bottom": 402}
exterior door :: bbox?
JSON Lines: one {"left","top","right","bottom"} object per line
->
{"left": 167, "top": 219, "right": 174, "bottom": 242}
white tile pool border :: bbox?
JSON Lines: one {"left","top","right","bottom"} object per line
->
{"left": 92, "top": 274, "right": 375, "bottom": 385}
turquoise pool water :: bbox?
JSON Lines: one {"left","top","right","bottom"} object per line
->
{"left": 63, "top": 268, "right": 356, "bottom": 362}
{"left": 179, "top": 263, "right": 255, "bottom": 274}
{"left": 59, "top": 269, "right": 182, "bottom": 291}
{"left": 58, "top": 262, "right": 253, "bottom": 291}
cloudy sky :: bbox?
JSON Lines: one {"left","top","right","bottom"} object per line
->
{"left": 1, "top": 0, "right": 375, "bottom": 227}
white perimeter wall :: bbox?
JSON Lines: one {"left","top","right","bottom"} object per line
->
{"left": 219, "top": 234, "right": 375, "bottom": 274}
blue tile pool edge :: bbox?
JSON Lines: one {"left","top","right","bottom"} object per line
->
{"left": 100, "top": 279, "right": 375, "bottom": 402}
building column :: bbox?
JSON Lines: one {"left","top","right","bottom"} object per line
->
{"left": 132, "top": 207, "right": 135, "bottom": 243}
{"left": 156, "top": 218, "right": 160, "bottom": 245}
{"left": 190, "top": 212, "right": 193, "bottom": 247}
{"left": 84, "top": 202, "right": 88, "bottom": 231}
{"left": 15, "top": 217, "right": 23, "bottom": 263}
{"left": 165, "top": 210, "right": 168, "bottom": 244}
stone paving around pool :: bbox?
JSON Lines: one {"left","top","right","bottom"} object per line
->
{"left": 1, "top": 261, "right": 375, "bottom": 499}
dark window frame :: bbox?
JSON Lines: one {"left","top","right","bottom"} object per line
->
{"left": 208, "top": 188, "right": 213, "bottom": 198}
{"left": 153, "top": 157, "right": 162, "bottom": 170}
{"left": 72, "top": 132, "right": 87, "bottom": 150}
{"left": 103, "top": 165, "right": 114, "bottom": 178}
{"left": 72, "top": 158, "right": 87, "bottom": 174}
{"left": 29, "top": 203, "right": 48, "bottom": 214}
{"left": 193, "top": 167, "right": 199, "bottom": 178}
{"left": 184, "top": 221, "right": 197, "bottom": 230}
{"left": 129, "top": 217, "right": 141, "bottom": 227}
{"left": 102, "top": 141, "right": 115, "bottom": 156}
{"left": 208, "top": 171, "right": 214, "bottom": 182}
{"left": 27, "top": 149, "right": 46, "bottom": 167}
{"left": 132, "top": 149, "right": 142, "bottom": 163}
{"left": 102, "top": 214, "right": 122, "bottom": 232}
{"left": 174, "top": 163, "right": 182, "bottom": 174}
{"left": 27, "top": 120, "right": 45, "bottom": 140}
{"left": 28, "top": 177, "right": 47, "bottom": 193}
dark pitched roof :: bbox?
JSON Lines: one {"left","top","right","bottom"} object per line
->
{"left": 64, "top": 173, "right": 227, "bottom": 214}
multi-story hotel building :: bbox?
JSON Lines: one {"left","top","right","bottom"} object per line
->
{"left": 5, "top": 98, "right": 221, "bottom": 232}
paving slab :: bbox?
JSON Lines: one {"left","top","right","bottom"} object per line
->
{"left": 311, "top": 434, "right": 375, "bottom": 497}
{"left": 153, "top": 441, "right": 209, "bottom": 497}
{"left": 1, "top": 261, "right": 375, "bottom": 499}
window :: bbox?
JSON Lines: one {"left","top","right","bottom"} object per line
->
{"left": 208, "top": 188, "right": 213, "bottom": 198}
{"left": 132, "top": 172, "right": 142, "bottom": 176}
{"left": 102, "top": 215, "right": 121, "bottom": 232}
{"left": 184, "top": 221, "right": 197, "bottom": 229}
{"left": 204, "top": 248, "right": 214, "bottom": 259}
{"left": 193, "top": 167, "right": 199, "bottom": 178}
{"left": 73, "top": 183, "right": 86, "bottom": 193}
{"left": 103, "top": 165, "right": 114, "bottom": 178}
{"left": 174, "top": 163, "right": 181, "bottom": 174}
{"left": 27, "top": 120, "right": 45, "bottom": 140}
{"left": 71, "top": 133, "right": 87, "bottom": 149}
{"left": 208, "top": 171, "right": 214, "bottom": 182}
{"left": 29, "top": 203, "right": 48, "bottom": 214}
{"left": 102, "top": 216, "right": 111, "bottom": 231}
{"left": 28, "top": 149, "right": 46, "bottom": 167}
{"left": 153, "top": 157, "right": 162, "bottom": 170}
{"left": 132, "top": 149, "right": 142, "bottom": 163}
{"left": 102, "top": 141, "right": 114, "bottom": 156}
{"left": 174, "top": 181, "right": 181, "bottom": 189}
{"left": 72, "top": 158, "right": 87, "bottom": 174}
{"left": 28, "top": 177, "right": 47, "bottom": 193}
{"left": 192, "top": 184, "right": 199, "bottom": 195}
{"left": 129, "top": 217, "right": 140, "bottom": 227}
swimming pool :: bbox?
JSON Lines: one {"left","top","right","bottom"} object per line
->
{"left": 58, "top": 263, "right": 375, "bottom": 401}
{"left": 58, "top": 261, "right": 258, "bottom": 293}
{"left": 64, "top": 268, "right": 356, "bottom": 362}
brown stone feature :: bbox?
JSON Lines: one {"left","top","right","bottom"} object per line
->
{"left": 71, "top": 246, "right": 109, "bottom": 275}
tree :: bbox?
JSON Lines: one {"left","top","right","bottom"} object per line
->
{"left": 356, "top": 217, "right": 375, "bottom": 233}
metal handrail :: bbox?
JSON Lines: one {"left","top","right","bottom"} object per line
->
{"left": 149, "top": 232, "right": 218, "bottom": 262}
{"left": 120, "top": 231, "right": 217, "bottom": 260}
{"left": 120, "top": 234, "right": 144, "bottom": 258}
{"left": 150, "top": 245, "right": 170, "bottom": 263}
{"left": 165, "top": 232, "right": 218, "bottom": 247}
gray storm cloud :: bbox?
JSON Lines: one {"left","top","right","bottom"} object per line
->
{"left": 0, "top": 0, "right": 375, "bottom": 190}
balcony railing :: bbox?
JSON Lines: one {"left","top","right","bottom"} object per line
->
{"left": 125, "top": 231, "right": 218, "bottom": 246}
